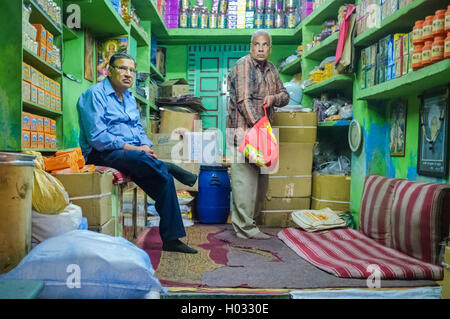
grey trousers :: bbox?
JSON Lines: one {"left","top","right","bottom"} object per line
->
{"left": 230, "top": 161, "right": 269, "bottom": 238}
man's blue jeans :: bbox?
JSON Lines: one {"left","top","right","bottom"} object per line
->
{"left": 87, "top": 149, "right": 186, "bottom": 242}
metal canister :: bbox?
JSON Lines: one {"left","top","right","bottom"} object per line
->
{"left": 246, "top": 0, "right": 255, "bottom": 11}
{"left": 274, "top": 9, "right": 284, "bottom": 28}
{"left": 286, "top": 8, "right": 296, "bottom": 28}
{"left": 254, "top": 9, "right": 264, "bottom": 29}
{"left": 264, "top": 9, "right": 274, "bottom": 29}
{"left": 200, "top": 7, "right": 209, "bottom": 28}
{"left": 190, "top": 7, "right": 199, "bottom": 28}
{"left": 218, "top": 10, "right": 227, "bottom": 28}
{"left": 209, "top": 10, "right": 218, "bottom": 28}
{"left": 179, "top": 8, "right": 188, "bottom": 28}
{"left": 265, "top": 0, "right": 275, "bottom": 11}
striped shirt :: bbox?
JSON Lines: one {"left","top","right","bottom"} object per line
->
{"left": 226, "top": 54, "right": 290, "bottom": 146}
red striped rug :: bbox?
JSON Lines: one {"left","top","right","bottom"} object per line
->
{"left": 278, "top": 228, "right": 443, "bottom": 280}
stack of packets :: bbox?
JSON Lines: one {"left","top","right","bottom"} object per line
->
{"left": 43, "top": 147, "right": 94, "bottom": 174}
{"left": 290, "top": 207, "right": 347, "bottom": 232}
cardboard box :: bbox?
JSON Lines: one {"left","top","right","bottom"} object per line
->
{"left": 22, "top": 130, "right": 30, "bottom": 148}
{"left": 31, "top": 67, "right": 39, "bottom": 86}
{"left": 38, "top": 43, "right": 46, "bottom": 60}
{"left": 54, "top": 82, "right": 60, "bottom": 96}
{"left": 272, "top": 142, "right": 315, "bottom": 177}
{"left": 183, "top": 131, "right": 221, "bottom": 164}
{"left": 33, "top": 24, "right": 47, "bottom": 45}
{"left": 22, "top": 62, "right": 31, "bottom": 82}
{"left": 37, "top": 132, "right": 44, "bottom": 149}
{"left": 159, "top": 109, "right": 199, "bottom": 134}
{"left": 262, "top": 196, "right": 310, "bottom": 211}
{"left": 266, "top": 175, "right": 312, "bottom": 198}
{"left": 256, "top": 210, "right": 299, "bottom": 228}
{"left": 22, "top": 112, "right": 31, "bottom": 131}
{"left": 51, "top": 135, "right": 57, "bottom": 149}
{"left": 38, "top": 72, "right": 44, "bottom": 89}
{"left": 159, "top": 78, "right": 189, "bottom": 98}
{"left": 30, "top": 131, "right": 38, "bottom": 148}
{"left": 88, "top": 217, "right": 116, "bottom": 236}
{"left": 50, "top": 119, "right": 56, "bottom": 135}
{"left": 149, "top": 133, "right": 184, "bottom": 161}
{"left": 30, "top": 85, "right": 38, "bottom": 104}
{"left": 71, "top": 195, "right": 112, "bottom": 226}
{"left": 37, "top": 88, "right": 45, "bottom": 106}
{"left": 44, "top": 134, "right": 51, "bottom": 149}
{"left": 272, "top": 111, "right": 317, "bottom": 143}
{"left": 311, "top": 173, "right": 351, "bottom": 212}
{"left": 46, "top": 32, "right": 53, "bottom": 52}
{"left": 30, "top": 115, "right": 38, "bottom": 131}
{"left": 54, "top": 171, "right": 113, "bottom": 198}
{"left": 44, "top": 91, "right": 51, "bottom": 108}
{"left": 36, "top": 116, "right": 43, "bottom": 132}
{"left": 22, "top": 80, "right": 31, "bottom": 101}
{"left": 441, "top": 246, "right": 450, "bottom": 299}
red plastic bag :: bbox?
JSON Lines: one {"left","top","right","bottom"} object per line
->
{"left": 238, "top": 104, "right": 279, "bottom": 169}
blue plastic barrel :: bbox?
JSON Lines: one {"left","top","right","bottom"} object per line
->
{"left": 197, "top": 165, "right": 231, "bottom": 224}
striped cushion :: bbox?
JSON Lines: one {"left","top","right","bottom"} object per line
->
{"left": 278, "top": 228, "right": 443, "bottom": 280}
{"left": 390, "top": 180, "right": 450, "bottom": 265}
{"left": 359, "top": 175, "right": 398, "bottom": 246}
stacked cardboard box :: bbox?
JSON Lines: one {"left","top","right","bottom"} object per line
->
{"left": 311, "top": 173, "right": 351, "bottom": 212}
{"left": 54, "top": 172, "right": 115, "bottom": 236}
{"left": 257, "top": 111, "right": 317, "bottom": 227}
{"left": 441, "top": 246, "right": 450, "bottom": 299}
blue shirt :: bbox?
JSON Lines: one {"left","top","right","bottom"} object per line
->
{"left": 77, "top": 77, "right": 153, "bottom": 161}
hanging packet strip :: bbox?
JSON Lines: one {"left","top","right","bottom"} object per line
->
{"left": 238, "top": 104, "right": 279, "bottom": 170}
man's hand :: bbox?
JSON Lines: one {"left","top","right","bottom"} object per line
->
{"left": 124, "top": 144, "right": 158, "bottom": 159}
{"left": 263, "top": 95, "right": 275, "bottom": 108}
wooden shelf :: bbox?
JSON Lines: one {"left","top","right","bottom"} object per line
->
{"left": 23, "top": 47, "right": 62, "bottom": 77}
{"left": 27, "top": 0, "right": 62, "bottom": 36}
{"left": 63, "top": 0, "right": 129, "bottom": 37}
{"left": 303, "top": 31, "right": 339, "bottom": 61}
{"left": 354, "top": 0, "right": 444, "bottom": 47}
{"left": 150, "top": 63, "right": 165, "bottom": 82}
{"left": 131, "top": 0, "right": 168, "bottom": 37}
{"left": 130, "top": 21, "right": 150, "bottom": 47}
{"left": 23, "top": 100, "right": 62, "bottom": 117}
{"left": 318, "top": 119, "right": 351, "bottom": 127}
{"left": 304, "top": 74, "right": 353, "bottom": 97}
{"left": 302, "top": 0, "right": 354, "bottom": 27}
{"left": 280, "top": 56, "right": 302, "bottom": 75}
{"left": 63, "top": 24, "right": 78, "bottom": 41}
{"left": 357, "top": 59, "right": 450, "bottom": 101}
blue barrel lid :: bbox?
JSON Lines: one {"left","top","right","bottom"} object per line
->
{"left": 200, "top": 165, "right": 228, "bottom": 171}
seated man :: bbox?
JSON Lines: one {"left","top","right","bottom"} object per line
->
{"left": 77, "top": 52, "right": 197, "bottom": 254}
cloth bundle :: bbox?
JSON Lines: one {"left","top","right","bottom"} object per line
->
{"left": 291, "top": 208, "right": 347, "bottom": 232}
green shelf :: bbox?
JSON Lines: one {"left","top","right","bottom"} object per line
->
{"left": 131, "top": 0, "right": 168, "bottom": 37}
{"left": 280, "top": 56, "right": 302, "bottom": 75}
{"left": 357, "top": 59, "right": 450, "bottom": 101}
{"left": 318, "top": 119, "right": 351, "bottom": 127}
{"left": 302, "top": 0, "right": 354, "bottom": 27}
{"left": 150, "top": 63, "right": 165, "bottom": 81}
{"left": 63, "top": 0, "right": 129, "bottom": 37}
{"left": 303, "top": 74, "right": 353, "bottom": 96}
{"left": 63, "top": 24, "right": 78, "bottom": 41}
{"left": 303, "top": 31, "right": 339, "bottom": 61}
{"left": 23, "top": 47, "right": 62, "bottom": 77}
{"left": 130, "top": 21, "right": 150, "bottom": 47}
{"left": 23, "top": 148, "right": 57, "bottom": 153}
{"left": 27, "top": 0, "right": 62, "bottom": 36}
{"left": 354, "top": 0, "right": 444, "bottom": 47}
{"left": 23, "top": 100, "right": 62, "bottom": 117}
{"left": 149, "top": 102, "right": 158, "bottom": 110}
{"left": 132, "top": 91, "right": 149, "bottom": 105}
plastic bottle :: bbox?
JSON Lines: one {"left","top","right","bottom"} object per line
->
{"left": 190, "top": 7, "right": 199, "bottom": 28}
{"left": 179, "top": 8, "right": 188, "bottom": 28}
{"left": 264, "top": 9, "right": 274, "bottom": 29}
{"left": 209, "top": 10, "right": 217, "bottom": 28}
{"left": 412, "top": 20, "right": 424, "bottom": 45}
{"left": 274, "top": 9, "right": 284, "bottom": 28}
{"left": 217, "top": 10, "right": 226, "bottom": 29}
{"left": 254, "top": 9, "right": 264, "bottom": 29}
{"left": 286, "top": 8, "right": 296, "bottom": 29}
{"left": 432, "top": 10, "right": 446, "bottom": 37}
{"left": 445, "top": 32, "right": 450, "bottom": 59}
{"left": 412, "top": 43, "right": 423, "bottom": 70}
{"left": 431, "top": 36, "right": 445, "bottom": 63}
{"left": 422, "top": 16, "right": 434, "bottom": 42}
{"left": 421, "top": 40, "right": 433, "bottom": 67}
{"left": 200, "top": 7, "right": 208, "bottom": 28}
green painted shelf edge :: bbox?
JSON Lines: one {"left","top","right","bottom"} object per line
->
{"left": 23, "top": 148, "right": 57, "bottom": 152}
{"left": 303, "top": 74, "right": 354, "bottom": 96}
{"left": 23, "top": 100, "right": 62, "bottom": 117}
{"left": 280, "top": 56, "right": 301, "bottom": 75}
{"left": 150, "top": 63, "right": 165, "bottom": 81}
{"left": 130, "top": 21, "right": 150, "bottom": 47}
{"left": 27, "top": 0, "right": 62, "bottom": 35}
{"left": 63, "top": 24, "right": 78, "bottom": 41}
{"left": 318, "top": 119, "right": 351, "bottom": 127}
{"left": 131, "top": 0, "right": 168, "bottom": 37}
{"left": 63, "top": 0, "right": 129, "bottom": 37}
{"left": 132, "top": 91, "right": 149, "bottom": 105}
{"left": 302, "top": 0, "right": 355, "bottom": 27}
{"left": 303, "top": 31, "right": 339, "bottom": 61}
{"left": 149, "top": 102, "right": 158, "bottom": 110}
{"left": 23, "top": 47, "right": 62, "bottom": 77}
{"left": 354, "top": 0, "right": 444, "bottom": 47}
{"left": 357, "top": 59, "right": 450, "bottom": 101}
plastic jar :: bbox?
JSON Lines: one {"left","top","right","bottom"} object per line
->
{"left": 432, "top": 10, "right": 446, "bottom": 37}
{"left": 264, "top": 9, "right": 274, "bottom": 29}
{"left": 254, "top": 9, "right": 264, "bottom": 29}
{"left": 266, "top": 0, "right": 275, "bottom": 11}
{"left": 217, "top": 10, "right": 227, "bottom": 29}
{"left": 247, "top": 0, "right": 255, "bottom": 11}
{"left": 200, "top": 7, "right": 208, "bottom": 29}
{"left": 179, "top": 8, "right": 188, "bottom": 28}
{"left": 190, "top": 7, "right": 199, "bottom": 28}
{"left": 412, "top": 20, "right": 424, "bottom": 45}
{"left": 446, "top": 5, "right": 450, "bottom": 32}
{"left": 422, "top": 16, "right": 434, "bottom": 42}
{"left": 445, "top": 32, "right": 450, "bottom": 59}
{"left": 274, "top": 9, "right": 284, "bottom": 28}
{"left": 286, "top": 8, "right": 296, "bottom": 29}
{"left": 255, "top": 0, "right": 264, "bottom": 10}
{"left": 421, "top": 40, "right": 433, "bottom": 67}
{"left": 431, "top": 36, "right": 445, "bottom": 62}
{"left": 412, "top": 43, "right": 423, "bottom": 70}
{"left": 209, "top": 10, "right": 217, "bottom": 29}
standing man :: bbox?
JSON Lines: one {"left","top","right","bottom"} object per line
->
{"left": 227, "top": 30, "right": 290, "bottom": 239}
{"left": 77, "top": 52, "right": 197, "bottom": 254}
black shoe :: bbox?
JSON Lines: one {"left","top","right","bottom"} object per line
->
{"left": 162, "top": 239, "right": 198, "bottom": 254}
{"left": 163, "top": 161, "right": 198, "bottom": 187}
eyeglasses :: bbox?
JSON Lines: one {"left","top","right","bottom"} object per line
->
{"left": 111, "top": 65, "right": 137, "bottom": 75}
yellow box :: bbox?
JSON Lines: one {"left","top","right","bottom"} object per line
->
{"left": 33, "top": 24, "right": 47, "bottom": 45}
{"left": 46, "top": 32, "right": 53, "bottom": 52}
{"left": 51, "top": 135, "right": 57, "bottom": 149}
{"left": 36, "top": 116, "right": 44, "bottom": 132}
{"left": 441, "top": 246, "right": 450, "bottom": 299}
{"left": 38, "top": 43, "right": 46, "bottom": 60}
{"left": 46, "top": 50, "right": 53, "bottom": 64}
{"left": 50, "top": 119, "right": 56, "bottom": 135}
{"left": 30, "top": 84, "right": 38, "bottom": 104}
{"left": 30, "top": 115, "right": 38, "bottom": 131}
{"left": 38, "top": 72, "right": 44, "bottom": 89}
{"left": 30, "top": 131, "right": 38, "bottom": 148}
{"left": 37, "top": 88, "right": 45, "bottom": 106}
{"left": 44, "top": 91, "right": 51, "bottom": 108}
{"left": 311, "top": 173, "right": 351, "bottom": 212}
{"left": 31, "top": 67, "right": 39, "bottom": 86}
{"left": 44, "top": 133, "right": 52, "bottom": 149}
{"left": 22, "top": 112, "right": 31, "bottom": 131}
{"left": 272, "top": 112, "right": 317, "bottom": 143}
{"left": 37, "top": 132, "right": 45, "bottom": 149}
{"left": 22, "top": 80, "right": 31, "bottom": 101}
{"left": 54, "top": 82, "right": 60, "bottom": 96}
{"left": 43, "top": 117, "right": 50, "bottom": 133}
{"left": 22, "top": 62, "right": 31, "bottom": 83}
{"left": 44, "top": 76, "right": 50, "bottom": 92}
{"left": 55, "top": 95, "right": 61, "bottom": 111}
{"left": 49, "top": 80, "right": 55, "bottom": 95}
{"left": 22, "top": 130, "right": 31, "bottom": 149}
{"left": 50, "top": 94, "right": 55, "bottom": 110}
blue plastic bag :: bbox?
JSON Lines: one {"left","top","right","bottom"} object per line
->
{"left": 0, "top": 230, "right": 166, "bottom": 299}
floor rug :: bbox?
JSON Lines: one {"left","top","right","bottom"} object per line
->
{"left": 136, "top": 224, "right": 438, "bottom": 289}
